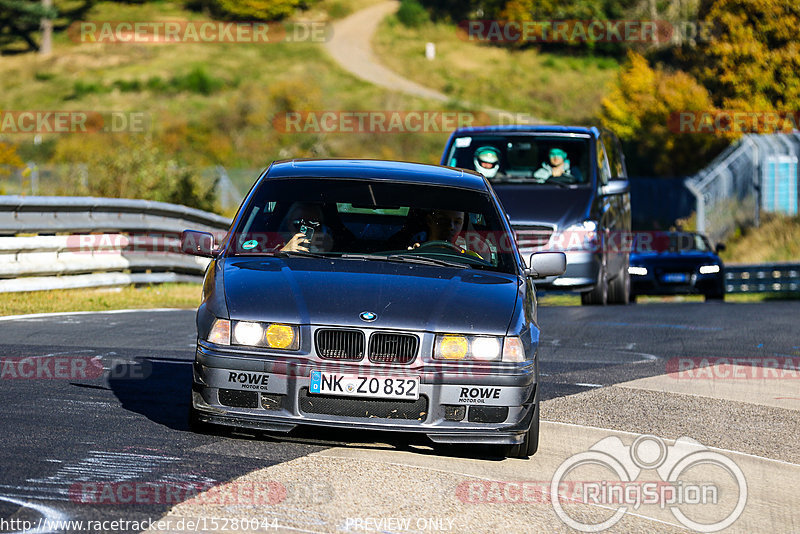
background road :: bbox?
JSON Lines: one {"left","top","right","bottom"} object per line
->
{"left": 0, "top": 302, "right": 798, "bottom": 532}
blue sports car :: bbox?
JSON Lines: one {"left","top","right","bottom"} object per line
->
{"left": 629, "top": 231, "right": 726, "bottom": 302}
{"left": 181, "top": 159, "right": 565, "bottom": 458}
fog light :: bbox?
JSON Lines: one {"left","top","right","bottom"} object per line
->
{"left": 628, "top": 266, "right": 648, "bottom": 276}
{"left": 437, "top": 335, "right": 468, "bottom": 360}
{"left": 265, "top": 324, "right": 297, "bottom": 349}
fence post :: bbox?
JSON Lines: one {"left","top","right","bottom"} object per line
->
{"left": 684, "top": 179, "right": 705, "bottom": 234}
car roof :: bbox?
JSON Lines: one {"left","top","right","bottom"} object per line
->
{"left": 265, "top": 159, "right": 488, "bottom": 191}
{"left": 449, "top": 125, "right": 599, "bottom": 137}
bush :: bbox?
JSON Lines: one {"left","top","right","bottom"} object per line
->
{"left": 397, "top": 0, "right": 429, "bottom": 27}
{"left": 51, "top": 135, "right": 218, "bottom": 212}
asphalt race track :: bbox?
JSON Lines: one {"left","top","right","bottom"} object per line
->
{"left": 0, "top": 303, "right": 798, "bottom": 533}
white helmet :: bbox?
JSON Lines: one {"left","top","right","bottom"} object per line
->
{"left": 473, "top": 146, "right": 500, "bottom": 179}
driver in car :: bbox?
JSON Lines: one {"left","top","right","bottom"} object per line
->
{"left": 533, "top": 148, "right": 572, "bottom": 182}
{"left": 278, "top": 202, "right": 333, "bottom": 253}
{"left": 473, "top": 146, "right": 501, "bottom": 179}
{"left": 407, "top": 209, "right": 488, "bottom": 260}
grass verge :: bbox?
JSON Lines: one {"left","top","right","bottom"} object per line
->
{"left": 0, "top": 283, "right": 201, "bottom": 317}
{"left": 372, "top": 15, "right": 619, "bottom": 123}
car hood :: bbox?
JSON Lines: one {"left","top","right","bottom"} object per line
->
{"left": 491, "top": 185, "right": 593, "bottom": 227}
{"left": 631, "top": 251, "right": 720, "bottom": 268}
{"left": 221, "top": 257, "right": 520, "bottom": 334}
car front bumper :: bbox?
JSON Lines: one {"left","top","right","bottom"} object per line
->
{"left": 631, "top": 271, "right": 724, "bottom": 296}
{"left": 525, "top": 250, "right": 600, "bottom": 292}
{"left": 191, "top": 343, "right": 538, "bottom": 446}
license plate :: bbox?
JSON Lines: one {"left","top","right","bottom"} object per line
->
{"left": 309, "top": 371, "right": 420, "bottom": 400}
{"left": 662, "top": 273, "right": 688, "bottom": 283}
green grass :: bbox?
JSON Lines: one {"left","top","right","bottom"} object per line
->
{"left": 0, "top": 283, "right": 202, "bottom": 317}
{"left": 372, "top": 16, "right": 619, "bottom": 123}
{"left": 0, "top": 1, "right": 456, "bottom": 176}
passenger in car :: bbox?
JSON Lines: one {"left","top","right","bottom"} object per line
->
{"left": 533, "top": 148, "right": 573, "bottom": 181}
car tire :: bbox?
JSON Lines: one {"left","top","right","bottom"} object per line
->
{"left": 504, "top": 403, "right": 540, "bottom": 459}
{"left": 704, "top": 292, "right": 725, "bottom": 302}
{"left": 581, "top": 263, "right": 608, "bottom": 306}
{"left": 608, "top": 263, "right": 630, "bottom": 305}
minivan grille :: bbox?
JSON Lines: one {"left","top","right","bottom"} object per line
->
{"left": 315, "top": 329, "right": 365, "bottom": 361}
{"left": 368, "top": 333, "right": 418, "bottom": 364}
{"left": 514, "top": 225, "right": 554, "bottom": 250}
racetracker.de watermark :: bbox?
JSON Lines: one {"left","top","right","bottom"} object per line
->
{"left": 667, "top": 357, "right": 800, "bottom": 380}
{"left": 0, "top": 111, "right": 148, "bottom": 134}
{"left": 271, "top": 111, "right": 542, "bottom": 134}
{"left": 458, "top": 20, "right": 715, "bottom": 44}
{"left": 0, "top": 354, "right": 151, "bottom": 381}
{"left": 69, "top": 479, "right": 332, "bottom": 505}
{"left": 69, "top": 21, "right": 330, "bottom": 44}
{"left": 669, "top": 111, "right": 800, "bottom": 135}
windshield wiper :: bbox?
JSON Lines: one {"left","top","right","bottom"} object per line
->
{"left": 387, "top": 254, "right": 472, "bottom": 269}
{"left": 339, "top": 253, "right": 470, "bottom": 269}
{"left": 271, "top": 250, "right": 330, "bottom": 259}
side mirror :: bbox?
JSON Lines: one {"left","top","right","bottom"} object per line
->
{"left": 526, "top": 252, "right": 567, "bottom": 279}
{"left": 600, "top": 179, "right": 629, "bottom": 196}
{"left": 181, "top": 230, "right": 216, "bottom": 257}
{"left": 715, "top": 243, "right": 726, "bottom": 254}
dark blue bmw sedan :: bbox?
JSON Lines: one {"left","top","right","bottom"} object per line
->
{"left": 181, "top": 159, "right": 565, "bottom": 458}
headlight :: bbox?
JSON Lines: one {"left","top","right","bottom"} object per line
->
{"left": 207, "top": 319, "right": 230, "bottom": 345}
{"left": 560, "top": 220, "right": 598, "bottom": 250}
{"left": 699, "top": 265, "right": 720, "bottom": 274}
{"left": 433, "top": 335, "right": 524, "bottom": 362}
{"left": 628, "top": 266, "right": 648, "bottom": 276}
{"left": 230, "top": 321, "right": 299, "bottom": 350}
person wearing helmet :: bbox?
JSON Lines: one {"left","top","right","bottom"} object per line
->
{"left": 533, "top": 147, "right": 572, "bottom": 182}
{"left": 473, "top": 146, "right": 501, "bottom": 179}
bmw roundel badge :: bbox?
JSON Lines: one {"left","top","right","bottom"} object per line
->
{"left": 359, "top": 311, "right": 377, "bottom": 322}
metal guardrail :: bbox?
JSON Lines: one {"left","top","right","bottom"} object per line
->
{"left": 0, "top": 196, "right": 231, "bottom": 293}
{"left": 725, "top": 264, "right": 800, "bottom": 294}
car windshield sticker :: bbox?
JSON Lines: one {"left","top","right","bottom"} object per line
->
{"left": 242, "top": 239, "right": 258, "bottom": 249}
{"left": 455, "top": 137, "right": 472, "bottom": 148}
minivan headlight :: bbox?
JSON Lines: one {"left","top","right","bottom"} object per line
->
{"left": 560, "top": 220, "right": 598, "bottom": 250}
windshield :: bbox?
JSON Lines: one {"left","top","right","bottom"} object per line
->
{"left": 634, "top": 232, "right": 713, "bottom": 254}
{"left": 445, "top": 134, "right": 591, "bottom": 186}
{"left": 227, "top": 177, "right": 519, "bottom": 274}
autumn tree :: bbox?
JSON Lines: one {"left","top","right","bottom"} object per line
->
{"left": 0, "top": 0, "right": 92, "bottom": 52}
{"left": 186, "top": 0, "right": 319, "bottom": 20}
{"left": 599, "top": 51, "right": 726, "bottom": 176}
{"left": 683, "top": 0, "right": 800, "bottom": 110}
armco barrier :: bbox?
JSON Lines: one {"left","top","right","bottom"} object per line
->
{"left": 0, "top": 196, "right": 231, "bottom": 292}
{"left": 725, "top": 263, "right": 800, "bottom": 294}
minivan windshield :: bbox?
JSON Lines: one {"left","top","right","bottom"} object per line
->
{"left": 445, "top": 134, "right": 591, "bottom": 186}
{"left": 227, "top": 177, "right": 519, "bottom": 274}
